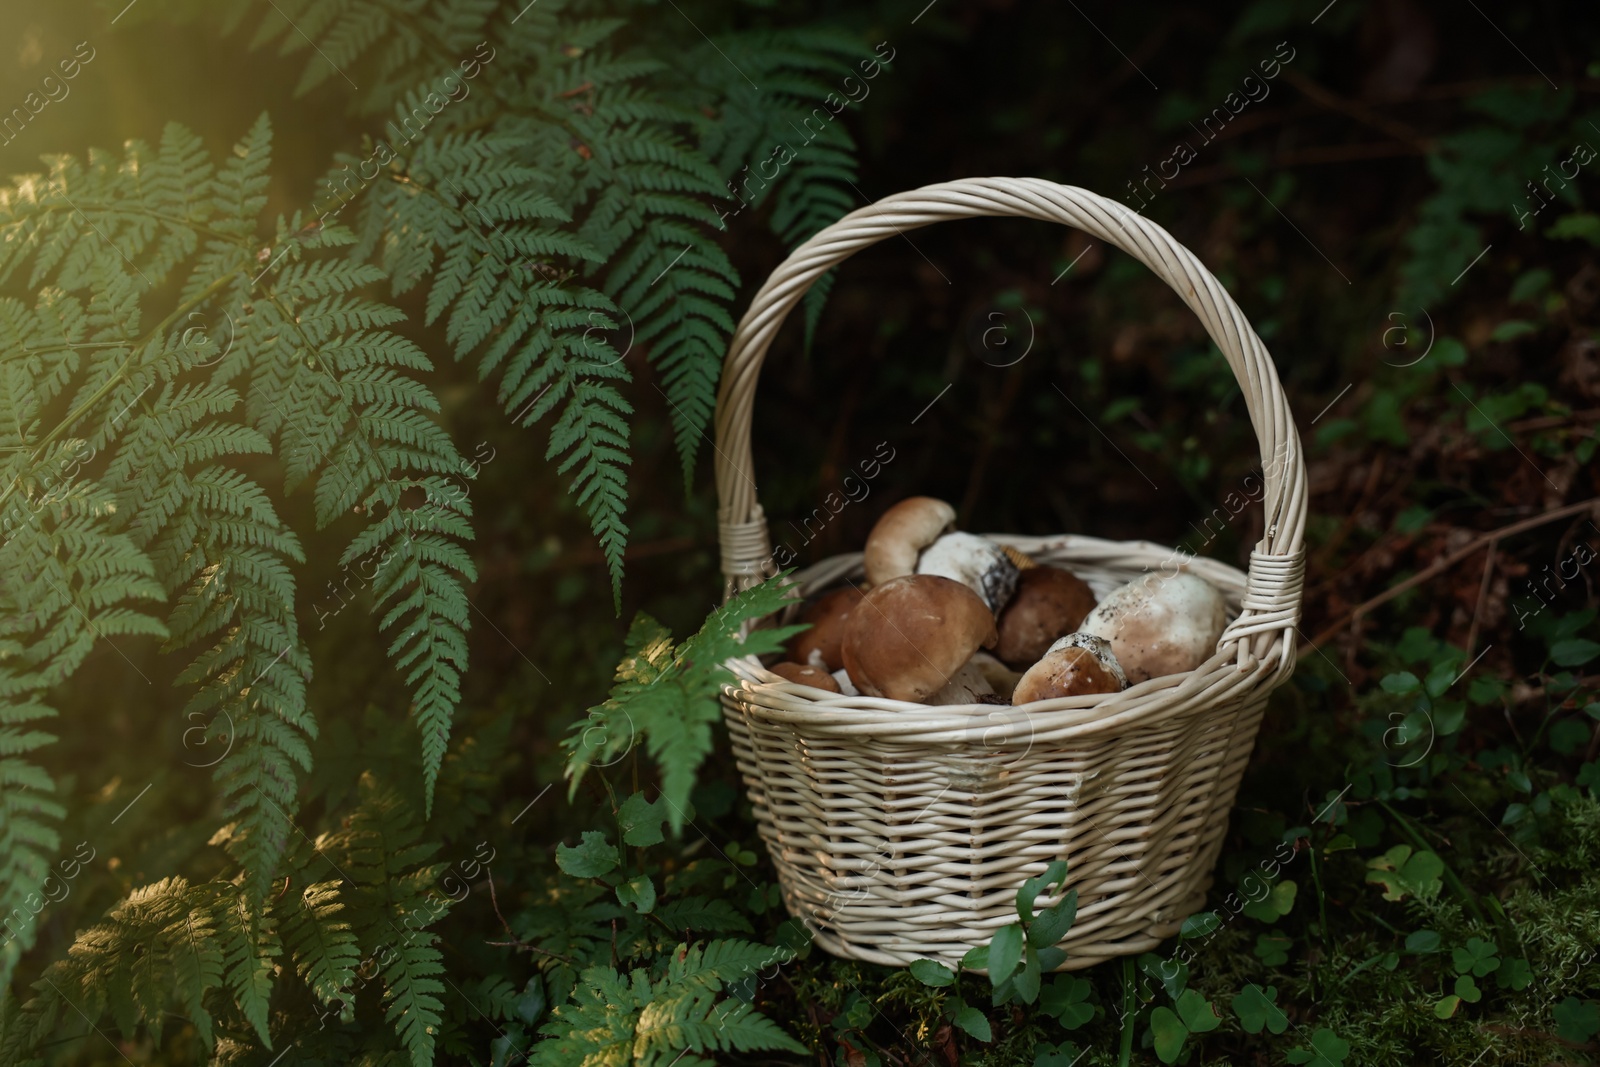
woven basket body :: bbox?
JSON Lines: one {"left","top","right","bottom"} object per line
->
{"left": 713, "top": 178, "right": 1308, "bottom": 970}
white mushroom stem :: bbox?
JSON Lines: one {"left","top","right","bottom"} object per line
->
{"left": 863, "top": 497, "right": 957, "bottom": 586}
{"left": 916, "top": 532, "right": 1020, "bottom": 613}
{"left": 969, "top": 651, "right": 1023, "bottom": 703}
{"left": 831, "top": 668, "right": 859, "bottom": 696}
{"left": 924, "top": 660, "right": 996, "bottom": 706}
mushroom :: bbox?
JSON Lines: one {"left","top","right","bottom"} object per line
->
{"left": 841, "top": 574, "right": 998, "bottom": 702}
{"left": 970, "top": 650, "right": 1024, "bottom": 702}
{"left": 831, "top": 668, "right": 859, "bottom": 696}
{"left": 785, "top": 586, "right": 864, "bottom": 671}
{"left": 862, "top": 496, "right": 956, "bottom": 587}
{"left": 1079, "top": 572, "right": 1227, "bottom": 684}
{"left": 915, "top": 532, "right": 1020, "bottom": 613}
{"left": 767, "top": 660, "right": 843, "bottom": 693}
{"left": 994, "top": 565, "right": 1098, "bottom": 667}
{"left": 1012, "top": 634, "right": 1128, "bottom": 704}
{"left": 924, "top": 659, "right": 997, "bottom": 705}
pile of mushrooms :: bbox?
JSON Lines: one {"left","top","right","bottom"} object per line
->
{"left": 764, "top": 495, "right": 1230, "bottom": 705}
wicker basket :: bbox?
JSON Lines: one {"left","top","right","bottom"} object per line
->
{"left": 714, "top": 177, "right": 1307, "bottom": 971}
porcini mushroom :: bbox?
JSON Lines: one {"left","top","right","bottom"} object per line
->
{"left": 1011, "top": 633, "right": 1128, "bottom": 704}
{"left": 767, "top": 660, "right": 843, "bottom": 693}
{"left": 785, "top": 586, "right": 864, "bottom": 671}
{"left": 841, "top": 574, "right": 998, "bottom": 702}
{"left": 862, "top": 496, "right": 956, "bottom": 587}
{"left": 915, "top": 532, "right": 1020, "bottom": 613}
{"left": 994, "top": 565, "right": 1098, "bottom": 667}
{"left": 1079, "top": 572, "right": 1227, "bottom": 684}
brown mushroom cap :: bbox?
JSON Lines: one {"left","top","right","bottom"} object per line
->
{"left": 768, "top": 661, "right": 843, "bottom": 693}
{"left": 862, "top": 496, "right": 956, "bottom": 587}
{"left": 994, "top": 566, "right": 1098, "bottom": 667}
{"left": 1012, "top": 633, "right": 1128, "bottom": 704}
{"left": 841, "top": 574, "right": 998, "bottom": 702}
{"left": 785, "top": 587, "right": 864, "bottom": 671}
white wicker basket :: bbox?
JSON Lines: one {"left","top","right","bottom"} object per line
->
{"left": 713, "top": 178, "right": 1308, "bottom": 971}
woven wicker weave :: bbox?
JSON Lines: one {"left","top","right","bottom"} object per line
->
{"left": 714, "top": 178, "right": 1308, "bottom": 970}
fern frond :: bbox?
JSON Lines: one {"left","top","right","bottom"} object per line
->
{"left": 533, "top": 941, "right": 803, "bottom": 1067}
{"left": 279, "top": 879, "right": 362, "bottom": 1010}
{"left": 564, "top": 576, "right": 801, "bottom": 827}
{"left": 242, "top": 243, "right": 475, "bottom": 810}
{"left": 0, "top": 476, "right": 165, "bottom": 985}
{"left": 213, "top": 888, "right": 281, "bottom": 1047}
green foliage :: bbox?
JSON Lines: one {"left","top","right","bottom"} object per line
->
{"left": 562, "top": 574, "right": 802, "bottom": 826}
{"left": 0, "top": 0, "right": 874, "bottom": 1056}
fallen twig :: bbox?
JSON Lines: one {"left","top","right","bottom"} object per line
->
{"left": 1302, "top": 498, "right": 1600, "bottom": 655}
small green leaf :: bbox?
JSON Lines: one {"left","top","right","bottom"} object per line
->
{"left": 1550, "top": 718, "right": 1592, "bottom": 755}
{"left": 1547, "top": 212, "right": 1600, "bottom": 247}
{"left": 617, "top": 792, "right": 668, "bottom": 846}
{"left": 1405, "top": 929, "right": 1441, "bottom": 953}
{"left": 1551, "top": 639, "right": 1600, "bottom": 667}
{"left": 1455, "top": 974, "right": 1482, "bottom": 1003}
{"left": 1254, "top": 931, "right": 1292, "bottom": 966}
{"left": 616, "top": 875, "right": 656, "bottom": 913}
{"left": 1553, "top": 998, "right": 1600, "bottom": 1044}
{"left": 1232, "top": 983, "right": 1288, "bottom": 1035}
{"left": 1032, "top": 1041, "right": 1080, "bottom": 1067}
{"left": 1285, "top": 1027, "right": 1351, "bottom": 1067}
{"left": 1028, "top": 890, "right": 1078, "bottom": 948}
{"left": 1040, "top": 975, "right": 1095, "bottom": 1029}
{"left": 962, "top": 944, "right": 990, "bottom": 971}
{"left": 1432, "top": 701, "right": 1467, "bottom": 736}
{"left": 1009, "top": 945, "right": 1042, "bottom": 1005}
{"left": 1510, "top": 268, "right": 1552, "bottom": 303}
{"left": 954, "top": 1004, "right": 992, "bottom": 1042}
{"left": 989, "top": 924, "right": 1025, "bottom": 985}
{"left": 1395, "top": 505, "right": 1433, "bottom": 533}
{"left": 1451, "top": 937, "right": 1499, "bottom": 977}
{"left": 556, "top": 831, "right": 620, "bottom": 878}
{"left": 1242, "top": 879, "right": 1297, "bottom": 921}
{"left": 1434, "top": 995, "right": 1461, "bottom": 1019}
{"left": 1496, "top": 957, "right": 1533, "bottom": 991}
{"left": 1176, "top": 989, "right": 1220, "bottom": 1034}
{"left": 1149, "top": 1006, "right": 1188, "bottom": 1064}
{"left": 1490, "top": 320, "right": 1536, "bottom": 341}
{"left": 1140, "top": 953, "right": 1187, "bottom": 1000}
{"left": 1381, "top": 672, "right": 1421, "bottom": 694}
{"left": 1180, "top": 912, "right": 1221, "bottom": 939}
{"left": 910, "top": 959, "right": 955, "bottom": 987}
{"left": 1424, "top": 662, "right": 1456, "bottom": 698}
{"left": 1432, "top": 337, "right": 1468, "bottom": 366}
{"left": 1365, "top": 845, "right": 1443, "bottom": 901}
{"left": 512, "top": 976, "right": 546, "bottom": 1025}
{"left": 1017, "top": 860, "right": 1069, "bottom": 924}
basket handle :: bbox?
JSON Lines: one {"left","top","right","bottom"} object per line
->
{"left": 712, "top": 177, "right": 1307, "bottom": 671}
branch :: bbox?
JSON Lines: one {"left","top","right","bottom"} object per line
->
{"left": 1301, "top": 498, "right": 1600, "bottom": 654}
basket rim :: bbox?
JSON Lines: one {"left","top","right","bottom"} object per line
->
{"left": 725, "top": 532, "right": 1296, "bottom": 741}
